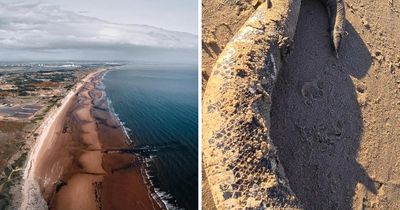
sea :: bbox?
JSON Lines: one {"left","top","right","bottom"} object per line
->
{"left": 103, "top": 62, "right": 198, "bottom": 210}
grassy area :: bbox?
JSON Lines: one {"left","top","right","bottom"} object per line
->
{"left": 0, "top": 152, "right": 27, "bottom": 210}
{"left": 0, "top": 135, "right": 25, "bottom": 172}
{"left": 0, "top": 122, "right": 27, "bottom": 133}
{"left": 0, "top": 121, "right": 26, "bottom": 175}
{"left": 11, "top": 152, "right": 27, "bottom": 170}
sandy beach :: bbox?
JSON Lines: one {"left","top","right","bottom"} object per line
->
{"left": 21, "top": 69, "right": 161, "bottom": 210}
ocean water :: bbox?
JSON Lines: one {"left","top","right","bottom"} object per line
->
{"left": 103, "top": 63, "right": 198, "bottom": 210}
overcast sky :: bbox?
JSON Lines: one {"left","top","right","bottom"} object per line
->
{"left": 0, "top": 0, "right": 198, "bottom": 62}
{"left": 1, "top": 0, "right": 198, "bottom": 34}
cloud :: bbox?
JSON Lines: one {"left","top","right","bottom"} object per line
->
{"left": 0, "top": 2, "right": 197, "bottom": 56}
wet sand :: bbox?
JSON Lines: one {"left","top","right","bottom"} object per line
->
{"left": 25, "top": 69, "right": 161, "bottom": 210}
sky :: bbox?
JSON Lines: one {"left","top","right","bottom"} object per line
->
{"left": 40, "top": 0, "right": 198, "bottom": 34}
{"left": 0, "top": 0, "right": 198, "bottom": 62}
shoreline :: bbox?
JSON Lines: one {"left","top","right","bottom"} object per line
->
{"left": 103, "top": 69, "right": 183, "bottom": 210}
{"left": 23, "top": 68, "right": 105, "bottom": 181}
{"left": 21, "top": 68, "right": 162, "bottom": 210}
{"left": 21, "top": 68, "right": 107, "bottom": 210}
{"left": 100, "top": 69, "right": 168, "bottom": 209}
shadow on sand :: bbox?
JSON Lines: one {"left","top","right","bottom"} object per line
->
{"left": 271, "top": 0, "right": 375, "bottom": 209}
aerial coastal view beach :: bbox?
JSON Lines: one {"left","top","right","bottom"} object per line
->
{"left": 0, "top": 0, "right": 198, "bottom": 210}
{"left": 22, "top": 65, "right": 163, "bottom": 210}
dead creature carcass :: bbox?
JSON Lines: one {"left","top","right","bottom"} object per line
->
{"left": 202, "top": 0, "right": 346, "bottom": 209}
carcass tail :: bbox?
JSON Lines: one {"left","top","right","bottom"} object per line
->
{"left": 325, "top": 0, "right": 346, "bottom": 58}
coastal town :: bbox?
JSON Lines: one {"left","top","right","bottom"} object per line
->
{"left": 0, "top": 67, "right": 77, "bottom": 121}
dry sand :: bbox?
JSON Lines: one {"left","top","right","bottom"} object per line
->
{"left": 202, "top": 0, "right": 400, "bottom": 209}
{"left": 22, "top": 69, "right": 161, "bottom": 210}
